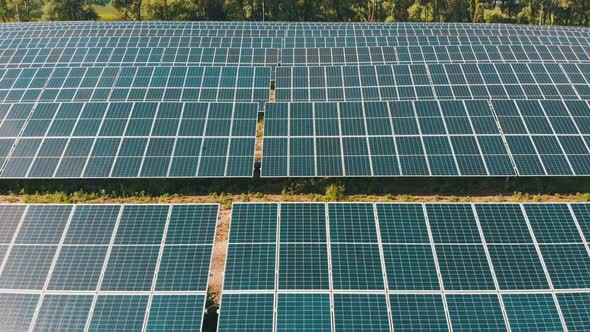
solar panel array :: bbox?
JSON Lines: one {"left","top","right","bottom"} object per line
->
{"left": 274, "top": 64, "right": 590, "bottom": 102}
{"left": 0, "top": 203, "right": 218, "bottom": 331}
{"left": 262, "top": 100, "right": 590, "bottom": 177}
{"left": 219, "top": 202, "right": 590, "bottom": 331}
{"left": 2, "top": 21, "right": 590, "bottom": 179}
{"left": 0, "top": 102, "right": 258, "bottom": 178}
{"left": 0, "top": 67, "right": 270, "bottom": 104}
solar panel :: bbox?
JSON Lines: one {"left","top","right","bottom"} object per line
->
{"left": 262, "top": 100, "right": 590, "bottom": 177}
{"left": 0, "top": 36, "right": 285, "bottom": 49}
{"left": 281, "top": 45, "right": 590, "bottom": 66}
{"left": 0, "top": 203, "right": 218, "bottom": 331}
{"left": 0, "top": 47, "right": 280, "bottom": 68}
{"left": 219, "top": 202, "right": 590, "bottom": 331}
{"left": 275, "top": 64, "right": 588, "bottom": 102}
{"left": 0, "top": 102, "right": 258, "bottom": 178}
{"left": 390, "top": 294, "right": 449, "bottom": 331}
{"left": 557, "top": 293, "right": 590, "bottom": 331}
{"left": 503, "top": 294, "right": 564, "bottom": 331}
{"left": 0, "top": 66, "right": 270, "bottom": 104}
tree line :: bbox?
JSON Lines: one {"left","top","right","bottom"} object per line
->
{"left": 1, "top": 0, "right": 590, "bottom": 26}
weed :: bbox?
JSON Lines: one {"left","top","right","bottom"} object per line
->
{"left": 399, "top": 195, "right": 413, "bottom": 202}
{"left": 241, "top": 193, "right": 250, "bottom": 202}
{"left": 324, "top": 184, "right": 345, "bottom": 201}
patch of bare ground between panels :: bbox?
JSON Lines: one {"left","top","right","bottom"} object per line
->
{"left": 255, "top": 114, "right": 264, "bottom": 164}
{"left": 208, "top": 206, "right": 230, "bottom": 302}
{"left": 269, "top": 83, "right": 275, "bottom": 102}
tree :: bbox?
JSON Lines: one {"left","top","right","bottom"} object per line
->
{"left": 0, "top": 0, "right": 43, "bottom": 22}
{"left": 472, "top": 1, "right": 486, "bottom": 22}
{"left": 111, "top": 0, "right": 142, "bottom": 20}
{"left": 44, "top": 0, "right": 98, "bottom": 20}
{"left": 484, "top": 5, "right": 510, "bottom": 22}
{"left": 144, "top": 0, "right": 204, "bottom": 20}
{"left": 382, "top": 0, "right": 397, "bottom": 21}
{"left": 408, "top": 0, "right": 432, "bottom": 21}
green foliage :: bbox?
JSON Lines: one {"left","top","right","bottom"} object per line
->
{"left": 408, "top": 0, "right": 431, "bottom": 21}
{"left": 143, "top": 0, "right": 204, "bottom": 20}
{"left": 484, "top": 6, "right": 511, "bottom": 22}
{"left": 399, "top": 194, "right": 414, "bottom": 202}
{"left": 110, "top": 0, "right": 141, "bottom": 20}
{"left": 0, "top": 0, "right": 586, "bottom": 26}
{"left": 0, "top": 0, "right": 43, "bottom": 22}
{"left": 44, "top": 0, "right": 98, "bottom": 20}
{"left": 517, "top": 5, "right": 534, "bottom": 24}
{"left": 324, "top": 184, "right": 345, "bottom": 201}
{"left": 241, "top": 193, "right": 250, "bottom": 202}
{"left": 473, "top": 1, "right": 486, "bottom": 22}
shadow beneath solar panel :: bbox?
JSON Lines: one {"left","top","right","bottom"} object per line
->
{"left": 202, "top": 304, "right": 218, "bottom": 332}
{"left": 2, "top": 177, "right": 590, "bottom": 200}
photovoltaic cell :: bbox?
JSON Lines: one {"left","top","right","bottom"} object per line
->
{"left": 0, "top": 293, "right": 39, "bottom": 331}
{"left": 333, "top": 294, "right": 391, "bottom": 332}
{"left": 276, "top": 294, "right": 331, "bottom": 332}
{"left": 88, "top": 295, "right": 148, "bottom": 331}
{"left": 446, "top": 294, "right": 508, "bottom": 331}
{"left": 223, "top": 243, "right": 276, "bottom": 290}
{"left": 48, "top": 246, "right": 108, "bottom": 291}
{"left": 217, "top": 294, "right": 275, "bottom": 332}
{"left": 435, "top": 244, "right": 495, "bottom": 290}
{"left": 0, "top": 205, "right": 25, "bottom": 243}
{"left": 487, "top": 244, "right": 549, "bottom": 290}
{"left": 558, "top": 293, "right": 590, "bottom": 331}
{"left": 0, "top": 245, "right": 56, "bottom": 289}
{"left": 15, "top": 205, "right": 72, "bottom": 244}
{"left": 146, "top": 295, "right": 206, "bottom": 331}
{"left": 383, "top": 244, "right": 439, "bottom": 290}
{"left": 155, "top": 245, "right": 212, "bottom": 291}
{"left": 390, "top": 294, "right": 448, "bottom": 331}
{"left": 34, "top": 295, "right": 93, "bottom": 332}
{"left": 503, "top": 294, "right": 564, "bottom": 332}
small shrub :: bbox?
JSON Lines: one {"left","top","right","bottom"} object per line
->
{"left": 448, "top": 196, "right": 459, "bottom": 202}
{"left": 384, "top": 193, "right": 394, "bottom": 201}
{"left": 241, "top": 193, "right": 250, "bottom": 202}
{"left": 254, "top": 192, "right": 265, "bottom": 199}
{"left": 325, "top": 184, "right": 345, "bottom": 201}
{"left": 3, "top": 196, "right": 19, "bottom": 203}
{"left": 217, "top": 193, "right": 232, "bottom": 209}
{"left": 399, "top": 195, "right": 413, "bottom": 202}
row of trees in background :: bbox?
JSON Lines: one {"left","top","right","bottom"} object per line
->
{"left": 1, "top": 0, "right": 590, "bottom": 26}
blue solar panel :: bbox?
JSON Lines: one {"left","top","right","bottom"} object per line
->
{"left": 0, "top": 203, "right": 218, "bottom": 331}
{"left": 220, "top": 202, "right": 590, "bottom": 330}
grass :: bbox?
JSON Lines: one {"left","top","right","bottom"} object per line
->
{"left": 94, "top": 4, "right": 118, "bottom": 21}
{"left": 2, "top": 177, "right": 590, "bottom": 204}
